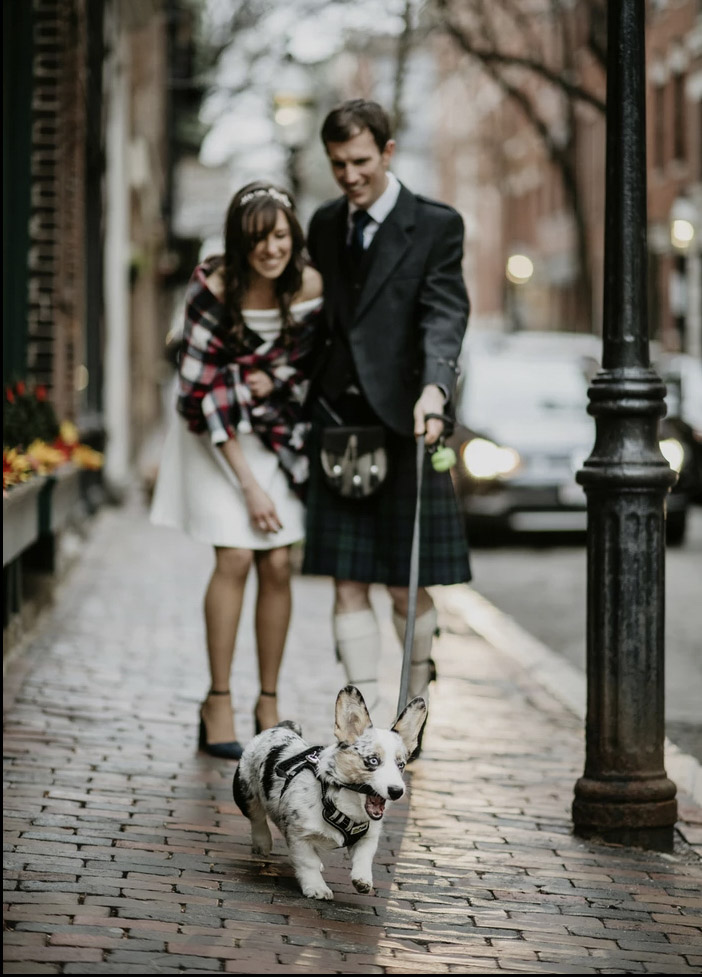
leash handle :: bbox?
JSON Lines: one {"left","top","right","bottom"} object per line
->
{"left": 397, "top": 434, "right": 424, "bottom": 714}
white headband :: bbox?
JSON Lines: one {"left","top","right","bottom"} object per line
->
{"left": 239, "top": 187, "right": 292, "bottom": 208}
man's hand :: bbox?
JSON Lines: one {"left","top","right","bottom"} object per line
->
{"left": 413, "top": 384, "right": 445, "bottom": 446}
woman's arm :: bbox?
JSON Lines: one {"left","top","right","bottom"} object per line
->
{"left": 219, "top": 437, "right": 282, "bottom": 534}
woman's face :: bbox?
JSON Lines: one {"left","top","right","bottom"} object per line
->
{"left": 247, "top": 208, "right": 293, "bottom": 281}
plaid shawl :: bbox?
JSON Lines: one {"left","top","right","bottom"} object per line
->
{"left": 176, "top": 259, "right": 320, "bottom": 496}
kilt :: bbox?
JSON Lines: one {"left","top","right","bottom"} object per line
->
{"left": 301, "top": 418, "right": 471, "bottom": 587}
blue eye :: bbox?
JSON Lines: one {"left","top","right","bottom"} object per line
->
{"left": 366, "top": 755, "right": 380, "bottom": 768}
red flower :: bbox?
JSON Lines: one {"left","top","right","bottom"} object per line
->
{"left": 36, "top": 385, "right": 48, "bottom": 402}
{"left": 16, "top": 380, "right": 26, "bottom": 396}
{"left": 6, "top": 387, "right": 15, "bottom": 404}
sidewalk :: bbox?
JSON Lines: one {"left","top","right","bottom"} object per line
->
{"left": 4, "top": 498, "right": 702, "bottom": 974}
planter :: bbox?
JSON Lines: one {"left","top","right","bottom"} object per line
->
{"left": 38, "top": 463, "right": 83, "bottom": 535}
{"left": 3, "top": 477, "right": 45, "bottom": 567}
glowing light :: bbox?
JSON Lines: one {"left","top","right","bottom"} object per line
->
{"left": 671, "top": 218, "right": 695, "bottom": 249}
{"left": 461, "top": 438, "right": 521, "bottom": 479}
{"left": 506, "top": 254, "right": 534, "bottom": 285}
{"left": 659, "top": 437, "right": 684, "bottom": 473}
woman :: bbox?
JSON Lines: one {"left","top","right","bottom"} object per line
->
{"left": 151, "top": 182, "right": 322, "bottom": 759}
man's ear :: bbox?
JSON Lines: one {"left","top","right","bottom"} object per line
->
{"left": 382, "top": 139, "right": 396, "bottom": 167}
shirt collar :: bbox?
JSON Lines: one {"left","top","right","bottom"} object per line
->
{"left": 348, "top": 171, "right": 401, "bottom": 226}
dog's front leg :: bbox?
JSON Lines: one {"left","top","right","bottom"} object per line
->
{"left": 287, "top": 837, "right": 333, "bottom": 900}
{"left": 349, "top": 830, "right": 379, "bottom": 894}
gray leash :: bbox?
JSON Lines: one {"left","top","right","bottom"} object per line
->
{"left": 397, "top": 433, "right": 425, "bottom": 714}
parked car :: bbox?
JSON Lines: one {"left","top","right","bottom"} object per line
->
{"left": 447, "top": 332, "right": 693, "bottom": 544}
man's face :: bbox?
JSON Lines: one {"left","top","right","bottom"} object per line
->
{"left": 325, "top": 127, "right": 395, "bottom": 210}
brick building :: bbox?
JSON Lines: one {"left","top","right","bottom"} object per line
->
{"left": 433, "top": 0, "right": 701, "bottom": 355}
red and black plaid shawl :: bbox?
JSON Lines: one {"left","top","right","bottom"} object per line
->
{"left": 176, "top": 260, "right": 320, "bottom": 497}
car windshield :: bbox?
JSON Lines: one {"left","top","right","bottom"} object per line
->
{"left": 457, "top": 356, "right": 590, "bottom": 430}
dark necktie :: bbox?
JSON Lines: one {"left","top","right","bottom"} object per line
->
{"left": 349, "top": 209, "right": 373, "bottom": 264}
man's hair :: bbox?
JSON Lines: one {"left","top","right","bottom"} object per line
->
{"left": 320, "top": 99, "right": 392, "bottom": 153}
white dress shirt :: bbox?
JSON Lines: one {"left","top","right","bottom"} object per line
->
{"left": 347, "top": 171, "right": 401, "bottom": 249}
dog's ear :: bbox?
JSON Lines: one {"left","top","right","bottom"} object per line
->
{"left": 334, "top": 686, "right": 373, "bottom": 744}
{"left": 391, "top": 696, "right": 428, "bottom": 754}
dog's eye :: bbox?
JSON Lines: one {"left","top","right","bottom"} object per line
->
{"left": 397, "top": 760, "right": 406, "bottom": 771}
{"left": 365, "top": 755, "right": 380, "bottom": 768}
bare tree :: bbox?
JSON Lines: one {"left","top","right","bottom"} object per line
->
{"left": 430, "top": 0, "right": 607, "bottom": 330}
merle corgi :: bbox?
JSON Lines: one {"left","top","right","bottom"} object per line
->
{"left": 233, "top": 686, "right": 427, "bottom": 900}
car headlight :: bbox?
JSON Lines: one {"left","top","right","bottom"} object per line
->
{"left": 659, "top": 437, "right": 684, "bottom": 473}
{"left": 461, "top": 437, "right": 521, "bottom": 479}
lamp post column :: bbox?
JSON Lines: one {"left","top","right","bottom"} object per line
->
{"left": 572, "top": 0, "right": 678, "bottom": 850}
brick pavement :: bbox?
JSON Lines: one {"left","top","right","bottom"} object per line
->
{"left": 4, "top": 499, "right": 702, "bottom": 974}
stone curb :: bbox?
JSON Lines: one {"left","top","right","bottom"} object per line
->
{"left": 433, "top": 584, "right": 702, "bottom": 810}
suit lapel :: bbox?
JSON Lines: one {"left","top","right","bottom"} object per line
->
{"left": 354, "top": 185, "right": 416, "bottom": 322}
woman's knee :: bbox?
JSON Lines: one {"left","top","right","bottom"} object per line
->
{"left": 214, "top": 547, "right": 254, "bottom": 582}
{"left": 256, "top": 547, "right": 292, "bottom": 589}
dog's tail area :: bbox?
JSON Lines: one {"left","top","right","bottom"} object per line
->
{"left": 276, "top": 719, "right": 303, "bottom": 736}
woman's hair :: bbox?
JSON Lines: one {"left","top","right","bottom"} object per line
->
{"left": 220, "top": 181, "right": 306, "bottom": 343}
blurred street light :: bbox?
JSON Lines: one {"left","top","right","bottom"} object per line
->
{"left": 505, "top": 252, "right": 533, "bottom": 331}
{"left": 669, "top": 196, "right": 697, "bottom": 350}
{"left": 273, "top": 58, "right": 315, "bottom": 197}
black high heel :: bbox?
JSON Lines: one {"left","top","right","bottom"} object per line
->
{"left": 254, "top": 690, "right": 278, "bottom": 735}
{"left": 199, "top": 690, "right": 243, "bottom": 760}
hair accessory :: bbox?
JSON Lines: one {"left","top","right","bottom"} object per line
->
{"left": 239, "top": 187, "right": 292, "bottom": 208}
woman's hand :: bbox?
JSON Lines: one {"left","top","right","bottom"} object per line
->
{"left": 243, "top": 483, "right": 282, "bottom": 534}
{"left": 247, "top": 369, "right": 274, "bottom": 399}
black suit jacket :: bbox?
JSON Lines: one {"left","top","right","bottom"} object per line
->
{"left": 307, "top": 183, "right": 470, "bottom": 436}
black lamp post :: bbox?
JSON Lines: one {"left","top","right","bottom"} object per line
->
{"left": 572, "top": 0, "right": 678, "bottom": 851}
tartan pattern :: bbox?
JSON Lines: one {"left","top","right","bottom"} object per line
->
{"left": 302, "top": 424, "right": 471, "bottom": 587}
{"left": 176, "top": 259, "right": 320, "bottom": 494}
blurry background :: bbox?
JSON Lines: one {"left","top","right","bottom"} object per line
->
{"left": 3, "top": 0, "right": 701, "bottom": 753}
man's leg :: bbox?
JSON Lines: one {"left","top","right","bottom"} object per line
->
{"left": 333, "top": 580, "right": 380, "bottom": 712}
{"left": 388, "top": 586, "right": 437, "bottom": 705}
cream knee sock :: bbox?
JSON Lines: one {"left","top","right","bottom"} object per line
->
{"left": 392, "top": 605, "right": 438, "bottom": 704}
{"left": 333, "top": 608, "right": 381, "bottom": 712}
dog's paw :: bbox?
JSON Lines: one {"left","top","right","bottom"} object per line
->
{"left": 352, "top": 877, "right": 373, "bottom": 894}
{"left": 302, "top": 882, "right": 334, "bottom": 900}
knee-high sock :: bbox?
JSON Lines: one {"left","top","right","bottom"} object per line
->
{"left": 333, "top": 608, "right": 381, "bottom": 712}
{"left": 392, "top": 605, "right": 438, "bottom": 704}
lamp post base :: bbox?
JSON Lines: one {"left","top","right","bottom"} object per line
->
{"left": 573, "top": 774, "right": 678, "bottom": 851}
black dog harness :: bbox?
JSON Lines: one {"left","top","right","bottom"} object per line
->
{"left": 275, "top": 746, "right": 371, "bottom": 849}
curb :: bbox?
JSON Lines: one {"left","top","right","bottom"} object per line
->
{"left": 434, "top": 583, "right": 702, "bottom": 810}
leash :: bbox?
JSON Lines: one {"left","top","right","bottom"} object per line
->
{"left": 396, "top": 414, "right": 456, "bottom": 715}
{"left": 397, "top": 432, "right": 425, "bottom": 714}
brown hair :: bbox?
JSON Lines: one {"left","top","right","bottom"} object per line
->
{"left": 321, "top": 99, "right": 392, "bottom": 153}
{"left": 220, "top": 181, "right": 306, "bottom": 344}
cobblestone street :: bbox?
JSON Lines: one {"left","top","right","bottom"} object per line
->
{"left": 4, "top": 498, "right": 702, "bottom": 973}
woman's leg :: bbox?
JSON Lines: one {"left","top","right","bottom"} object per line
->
{"left": 201, "top": 546, "right": 253, "bottom": 744}
{"left": 252, "top": 546, "right": 292, "bottom": 730}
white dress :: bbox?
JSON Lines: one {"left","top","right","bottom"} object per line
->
{"left": 150, "top": 298, "right": 320, "bottom": 549}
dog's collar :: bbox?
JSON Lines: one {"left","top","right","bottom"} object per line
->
{"left": 274, "top": 746, "right": 370, "bottom": 849}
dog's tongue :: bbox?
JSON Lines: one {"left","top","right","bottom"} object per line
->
{"left": 365, "top": 793, "right": 386, "bottom": 820}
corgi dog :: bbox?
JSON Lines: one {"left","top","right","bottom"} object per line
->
{"left": 233, "top": 685, "right": 427, "bottom": 900}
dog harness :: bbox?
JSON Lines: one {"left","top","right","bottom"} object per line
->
{"left": 275, "top": 747, "right": 370, "bottom": 849}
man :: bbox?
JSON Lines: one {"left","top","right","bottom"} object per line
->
{"left": 302, "top": 99, "right": 471, "bottom": 730}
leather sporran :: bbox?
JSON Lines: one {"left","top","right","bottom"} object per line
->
{"left": 320, "top": 426, "right": 387, "bottom": 499}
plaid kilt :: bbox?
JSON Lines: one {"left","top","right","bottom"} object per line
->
{"left": 301, "top": 422, "right": 471, "bottom": 587}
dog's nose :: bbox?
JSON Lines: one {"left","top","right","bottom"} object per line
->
{"left": 388, "top": 786, "right": 403, "bottom": 801}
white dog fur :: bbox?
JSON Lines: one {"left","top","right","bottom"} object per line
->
{"left": 233, "top": 685, "right": 427, "bottom": 900}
